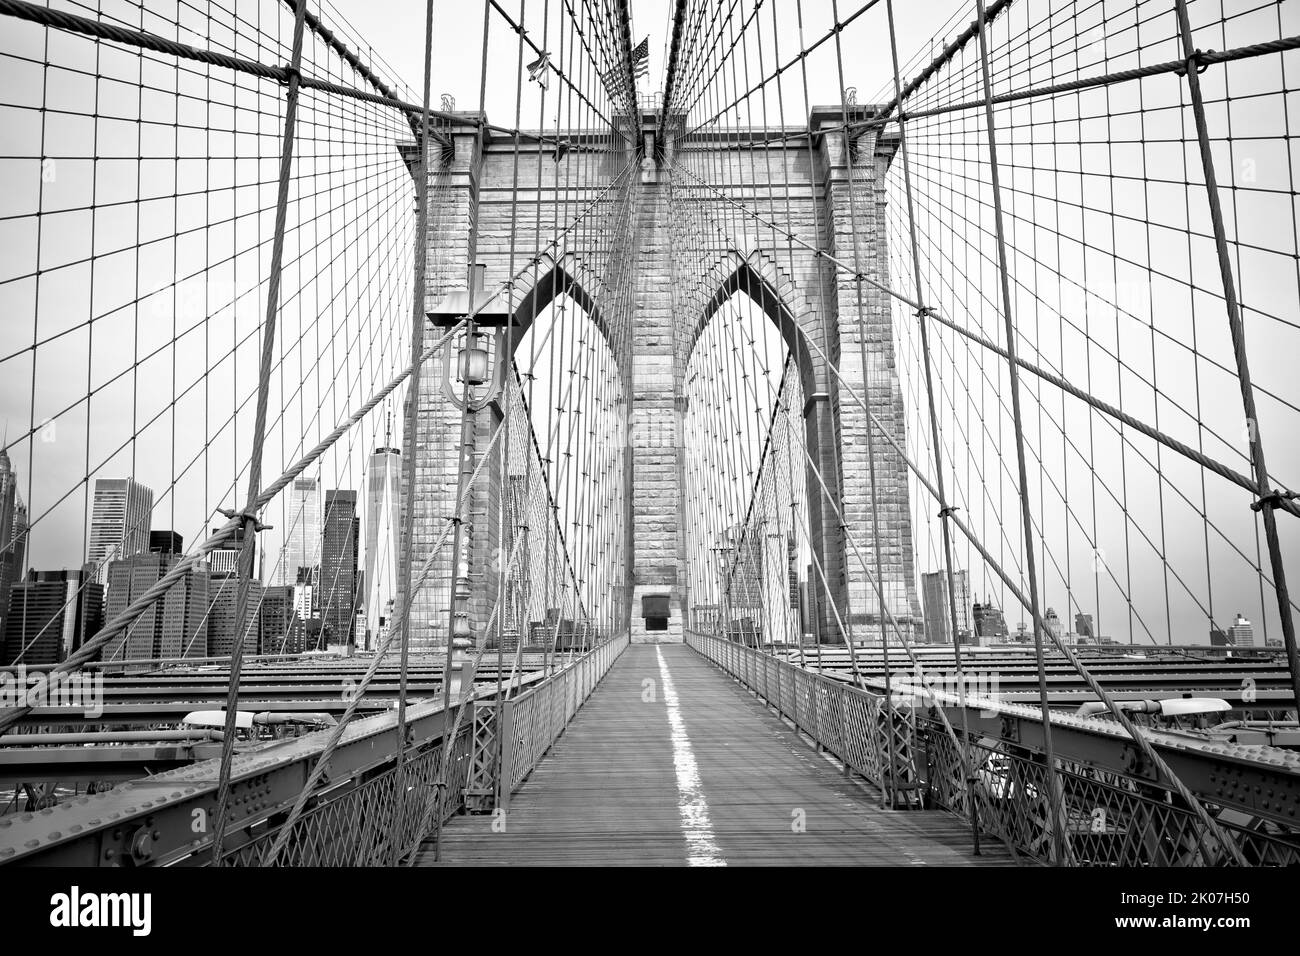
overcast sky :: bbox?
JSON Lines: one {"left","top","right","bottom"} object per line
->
{"left": 1, "top": 0, "right": 1297, "bottom": 647}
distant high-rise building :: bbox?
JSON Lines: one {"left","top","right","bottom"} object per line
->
{"left": 102, "top": 553, "right": 208, "bottom": 661}
{"left": 293, "top": 574, "right": 315, "bottom": 621}
{"left": 1228, "top": 612, "right": 1254, "bottom": 648}
{"left": 1209, "top": 625, "right": 1230, "bottom": 647}
{"left": 279, "top": 477, "right": 321, "bottom": 587}
{"left": 0, "top": 449, "right": 29, "bottom": 637}
{"left": 321, "top": 490, "right": 359, "bottom": 648}
{"left": 261, "top": 584, "right": 309, "bottom": 655}
{"left": 921, "top": 570, "right": 972, "bottom": 644}
{"left": 206, "top": 571, "right": 262, "bottom": 657}
{"left": 206, "top": 522, "right": 254, "bottom": 577}
{"left": 103, "top": 555, "right": 165, "bottom": 661}
{"left": 86, "top": 478, "right": 154, "bottom": 583}
{"left": 208, "top": 527, "right": 241, "bottom": 575}
{"left": 717, "top": 525, "right": 763, "bottom": 635}
{"left": 1, "top": 569, "right": 103, "bottom": 666}
{"left": 158, "top": 560, "right": 209, "bottom": 659}
{"left": 1043, "top": 607, "right": 1063, "bottom": 642}
{"left": 149, "top": 530, "right": 184, "bottom": 555}
{"left": 364, "top": 442, "right": 401, "bottom": 645}
{"left": 1074, "top": 612, "right": 1095, "bottom": 640}
{"left": 973, "top": 598, "right": 1008, "bottom": 642}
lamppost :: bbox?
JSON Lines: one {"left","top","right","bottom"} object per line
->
{"left": 426, "top": 263, "right": 513, "bottom": 652}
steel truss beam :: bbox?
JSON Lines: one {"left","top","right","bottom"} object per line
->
{"left": 0, "top": 672, "right": 545, "bottom": 866}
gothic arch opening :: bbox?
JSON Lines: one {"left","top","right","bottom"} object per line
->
{"left": 511, "top": 289, "right": 626, "bottom": 641}
{"left": 682, "top": 284, "right": 809, "bottom": 646}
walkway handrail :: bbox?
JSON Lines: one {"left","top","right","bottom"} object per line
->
{"left": 0, "top": 665, "right": 553, "bottom": 868}
{"left": 686, "top": 632, "right": 1300, "bottom": 866}
{"left": 686, "top": 631, "right": 922, "bottom": 802}
{"left": 468, "top": 632, "right": 630, "bottom": 811}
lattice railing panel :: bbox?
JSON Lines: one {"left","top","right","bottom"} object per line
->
{"left": 924, "top": 726, "right": 1300, "bottom": 866}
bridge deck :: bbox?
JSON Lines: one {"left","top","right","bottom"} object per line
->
{"left": 425, "top": 645, "right": 1013, "bottom": 866}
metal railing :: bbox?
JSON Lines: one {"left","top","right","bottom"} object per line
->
{"left": 923, "top": 723, "right": 1300, "bottom": 866}
{"left": 218, "top": 725, "right": 475, "bottom": 866}
{"left": 686, "top": 631, "right": 921, "bottom": 802}
{"left": 468, "top": 632, "right": 630, "bottom": 810}
{"left": 687, "top": 631, "right": 1300, "bottom": 866}
{"left": 205, "top": 635, "right": 629, "bottom": 865}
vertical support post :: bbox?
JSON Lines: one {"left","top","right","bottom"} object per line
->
{"left": 499, "top": 699, "right": 514, "bottom": 813}
{"left": 971, "top": 0, "right": 1068, "bottom": 864}
{"left": 1172, "top": 0, "right": 1299, "bottom": 715}
{"left": 209, "top": 0, "right": 307, "bottom": 864}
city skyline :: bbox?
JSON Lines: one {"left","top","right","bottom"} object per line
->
{"left": 1, "top": 446, "right": 1284, "bottom": 651}
{"left": 0, "top": 445, "right": 396, "bottom": 662}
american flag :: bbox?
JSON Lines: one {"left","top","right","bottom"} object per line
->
{"left": 631, "top": 36, "right": 649, "bottom": 80}
{"left": 603, "top": 37, "right": 650, "bottom": 87}
{"left": 526, "top": 51, "right": 552, "bottom": 90}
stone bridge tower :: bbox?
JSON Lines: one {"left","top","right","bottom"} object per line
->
{"left": 402, "top": 105, "right": 919, "bottom": 650}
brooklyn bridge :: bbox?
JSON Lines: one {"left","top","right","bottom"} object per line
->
{"left": 0, "top": 0, "right": 1297, "bottom": 868}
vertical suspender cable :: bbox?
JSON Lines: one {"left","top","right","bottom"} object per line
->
{"left": 884, "top": 0, "right": 980, "bottom": 854}
{"left": 390, "top": 0, "right": 437, "bottom": 866}
{"left": 970, "top": 0, "right": 1067, "bottom": 865}
{"left": 829, "top": 0, "right": 898, "bottom": 808}
{"left": 210, "top": 0, "right": 307, "bottom": 865}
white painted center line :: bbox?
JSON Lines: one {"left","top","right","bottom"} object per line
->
{"left": 656, "top": 646, "right": 726, "bottom": 867}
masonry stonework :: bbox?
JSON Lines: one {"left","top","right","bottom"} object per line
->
{"left": 405, "top": 108, "right": 918, "bottom": 650}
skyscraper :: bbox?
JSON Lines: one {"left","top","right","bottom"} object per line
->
{"left": 364, "top": 441, "right": 401, "bottom": 646}
{"left": 1, "top": 569, "right": 103, "bottom": 666}
{"left": 292, "top": 566, "right": 315, "bottom": 627}
{"left": 86, "top": 478, "right": 154, "bottom": 583}
{"left": 717, "top": 525, "right": 763, "bottom": 637}
{"left": 261, "top": 584, "right": 309, "bottom": 654}
{"left": 1228, "top": 612, "right": 1254, "bottom": 648}
{"left": 279, "top": 477, "right": 320, "bottom": 587}
{"left": 149, "top": 530, "right": 184, "bottom": 555}
{"left": 0, "top": 449, "right": 29, "bottom": 636}
{"left": 159, "top": 559, "right": 209, "bottom": 659}
{"left": 321, "top": 489, "right": 359, "bottom": 648}
{"left": 1074, "top": 612, "right": 1095, "bottom": 640}
{"left": 973, "top": 598, "right": 1008, "bottom": 643}
{"left": 1044, "top": 607, "right": 1064, "bottom": 642}
{"left": 207, "top": 524, "right": 242, "bottom": 576}
{"left": 206, "top": 571, "right": 262, "bottom": 657}
{"left": 921, "top": 569, "right": 972, "bottom": 644}
{"left": 101, "top": 553, "right": 208, "bottom": 661}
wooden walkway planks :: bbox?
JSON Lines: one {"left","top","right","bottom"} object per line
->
{"left": 423, "top": 644, "right": 1013, "bottom": 866}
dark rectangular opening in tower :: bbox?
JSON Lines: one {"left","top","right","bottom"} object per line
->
{"left": 643, "top": 594, "right": 669, "bottom": 631}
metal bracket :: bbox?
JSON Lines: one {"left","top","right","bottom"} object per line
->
{"left": 1175, "top": 48, "right": 1214, "bottom": 77}
{"left": 1251, "top": 488, "right": 1297, "bottom": 513}
{"left": 217, "top": 508, "right": 271, "bottom": 534}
